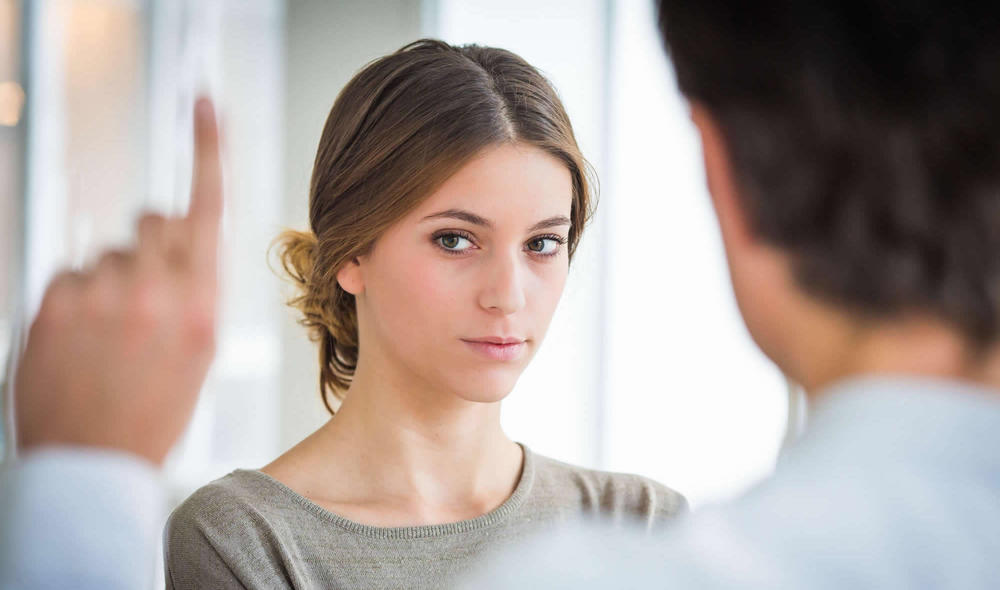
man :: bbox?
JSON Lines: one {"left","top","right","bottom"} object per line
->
{"left": 0, "top": 98, "right": 223, "bottom": 589}
{"left": 465, "top": 1, "right": 1000, "bottom": 587}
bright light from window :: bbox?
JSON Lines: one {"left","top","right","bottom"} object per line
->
{"left": 602, "top": 0, "right": 787, "bottom": 506}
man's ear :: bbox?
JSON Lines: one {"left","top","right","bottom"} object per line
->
{"left": 689, "top": 102, "right": 755, "bottom": 250}
{"left": 336, "top": 258, "right": 365, "bottom": 295}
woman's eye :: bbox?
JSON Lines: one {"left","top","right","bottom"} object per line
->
{"left": 526, "top": 238, "right": 561, "bottom": 255}
{"left": 437, "top": 234, "right": 473, "bottom": 251}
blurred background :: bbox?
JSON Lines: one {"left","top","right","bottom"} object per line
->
{"left": 0, "top": 0, "right": 794, "bottom": 536}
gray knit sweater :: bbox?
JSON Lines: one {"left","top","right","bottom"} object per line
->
{"left": 164, "top": 445, "right": 686, "bottom": 589}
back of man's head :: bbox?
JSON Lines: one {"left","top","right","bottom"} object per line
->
{"left": 657, "top": 1, "right": 1000, "bottom": 350}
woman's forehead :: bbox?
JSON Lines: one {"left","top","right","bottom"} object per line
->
{"left": 409, "top": 143, "right": 573, "bottom": 225}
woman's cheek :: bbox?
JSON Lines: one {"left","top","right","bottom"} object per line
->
{"left": 400, "top": 255, "right": 465, "bottom": 311}
{"left": 535, "top": 261, "right": 569, "bottom": 306}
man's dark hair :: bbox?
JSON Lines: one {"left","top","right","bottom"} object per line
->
{"left": 657, "top": 1, "right": 1000, "bottom": 346}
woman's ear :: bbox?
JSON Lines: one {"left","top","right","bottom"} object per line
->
{"left": 336, "top": 258, "right": 365, "bottom": 295}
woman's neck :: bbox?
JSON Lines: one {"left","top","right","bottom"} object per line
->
{"left": 262, "top": 359, "right": 523, "bottom": 526}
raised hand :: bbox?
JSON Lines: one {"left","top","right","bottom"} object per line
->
{"left": 14, "top": 98, "right": 224, "bottom": 465}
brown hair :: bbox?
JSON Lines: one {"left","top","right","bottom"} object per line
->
{"left": 658, "top": 1, "right": 1000, "bottom": 347}
{"left": 274, "top": 39, "right": 595, "bottom": 414}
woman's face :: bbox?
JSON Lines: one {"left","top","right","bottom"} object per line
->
{"left": 344, "top": 142, "right": 574, "bottom": 403}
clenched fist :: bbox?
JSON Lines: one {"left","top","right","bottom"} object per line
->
{"left": 14, "top": 98, "right": 223, "bottom": 465}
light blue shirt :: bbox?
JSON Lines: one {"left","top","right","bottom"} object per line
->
{"left": 463, "top": 377, "right": 1000, "bottom": 588}
{"left": 0, "top": 448, "right": 165, "bottom": 590}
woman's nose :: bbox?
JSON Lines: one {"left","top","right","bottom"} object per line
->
{"left": 477, "top": 251, "right": 527, "bottom": 315}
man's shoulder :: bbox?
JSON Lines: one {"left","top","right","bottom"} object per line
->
{"left": 464, "top": 466, "right": 1000, "bottom": 589}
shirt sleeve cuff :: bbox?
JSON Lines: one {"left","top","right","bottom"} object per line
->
{"left": 0, "top": 447, "right": 167, "bottom": 590}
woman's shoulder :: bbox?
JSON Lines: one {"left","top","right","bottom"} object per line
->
{"left": 164, "top": 470, "right": 306, "bottom": 588}
{"left": 166, "top": 470, "right": 280, "bottom": 538}
{"left": 527, "top": 449, "right": 688, "bottom": 521}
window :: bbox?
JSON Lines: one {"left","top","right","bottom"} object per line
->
{"left": 0, "top": 0, "right": 24, "bottom": 461}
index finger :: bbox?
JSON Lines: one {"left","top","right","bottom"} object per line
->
{"left": 187, "top": 97, "right": 223, "bottom": 256}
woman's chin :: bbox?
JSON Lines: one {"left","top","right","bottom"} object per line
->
{"left": 456, "top": 389, "right": 514, "bottom": 404}
{"left": 445, "top": 371, "right": 521, "bottom": 404}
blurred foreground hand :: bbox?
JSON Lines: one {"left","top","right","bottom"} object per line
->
{"left": 13, "top": 98, "right": 223, "bottom": 465}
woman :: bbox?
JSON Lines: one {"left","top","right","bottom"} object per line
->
{"left": 165, "top": 39, "right": 685, "bottom": 589}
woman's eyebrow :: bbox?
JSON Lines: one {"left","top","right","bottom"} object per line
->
{"left": 422, "top": 209, "right": 493, "bottom": 228}
{"left": 421, "top": 209, "right": 570, "bottom": 232}
{"left": 528, "top": 215, "right": 571, "bottom": 232}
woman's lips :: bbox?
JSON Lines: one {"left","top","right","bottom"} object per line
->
{"left": 461, "top": 338, "right": 527, "bottom": 362}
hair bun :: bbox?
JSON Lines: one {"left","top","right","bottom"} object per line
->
{"left": 272, "top": 229, "right": 318, "bottom": 287}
